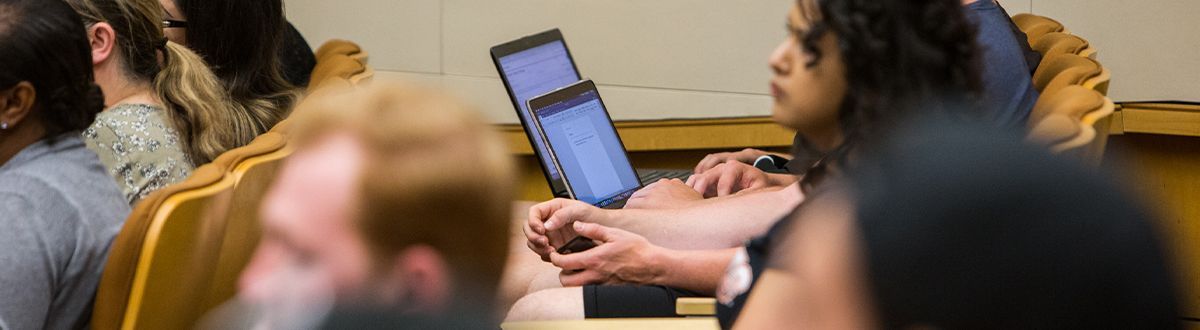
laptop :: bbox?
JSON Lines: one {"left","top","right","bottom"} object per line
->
{"left": 528, "top": 80, "right": 641, "bottom": 209}
{"left": 490, "top": 29, "right": 690, "bottom": 198}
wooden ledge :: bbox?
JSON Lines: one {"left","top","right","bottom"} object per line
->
{"left": 497, "top": 116, "right": 796, "bottom": 155}
{"left": 1115, "top": 102, "right": 1200, "bottom": 137}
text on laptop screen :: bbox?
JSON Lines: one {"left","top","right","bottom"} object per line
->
{"left": 498, "top": 41, "right": 580, "bottom": 181}
{"left": 535, "top": 90, "right": 640, "bottom": 206}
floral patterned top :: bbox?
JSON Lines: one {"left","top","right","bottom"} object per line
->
{"left": 83, "top": 104, "right": 194, "bottom": 205}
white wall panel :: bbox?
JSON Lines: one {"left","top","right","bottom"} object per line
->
{"left": 289, "top": 0, "right": 1200, "bottom": 123}
{"left": 374, "top": 73, "right": 772, "bottom": 124}
{"left": 286, "top": 0, "right": 442, "bottom": 73}
{"left": 1034, "top": 0, "right": 1200, "bottom": 102}
{"left": 442, "top": 0, "right": 793, "bottom": 95}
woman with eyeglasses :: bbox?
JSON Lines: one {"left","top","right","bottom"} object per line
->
{"left": 66, "top": 0, "right": 263, "bottom": 205}
{"left": 159, "top": 0, "right": 302, "bottom": 132}
{"left": 0, "top": 0, "right": 130, "bottom": 327}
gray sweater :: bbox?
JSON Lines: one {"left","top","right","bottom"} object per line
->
{"left": 0, "top": 135, "right": 130, "bottom": 330}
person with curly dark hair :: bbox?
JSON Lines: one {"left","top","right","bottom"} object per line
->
{"left": 685, "top": 0, "right": 1038, "bottom": 198}
{"left": 506, "top": 0, "right": 983, "bottom": 327}
{"left": 0, "top": 0, "right": 131, "bottom": 327}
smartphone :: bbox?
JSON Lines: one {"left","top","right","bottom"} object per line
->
{"left": 556, "top": 236, "right": 598, "bottom": 254}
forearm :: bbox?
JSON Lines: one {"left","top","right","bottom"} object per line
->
{"left": 651, "top": 247, "right": 740, "bottom": 295}
{"left": 599, "top": 183, "right": 803, "bottom": 250}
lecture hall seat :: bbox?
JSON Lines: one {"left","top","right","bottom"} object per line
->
{"left": 90, "top": 164, "right": 236, "bottom": 330}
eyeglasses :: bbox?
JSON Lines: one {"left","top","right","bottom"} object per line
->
{"left": 162, "top": 19, "right": 188, "bottom": 28}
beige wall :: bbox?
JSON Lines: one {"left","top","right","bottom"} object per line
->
{"left": 287, "top": 0, "right": 1198, "bottom": 123}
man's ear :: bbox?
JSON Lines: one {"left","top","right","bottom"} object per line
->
{"left": 388, "top": 245, "right": 452, "bottom": 314}
{"left": 88, "top": 22, "right": 117, "bottom": 66}
{"left": 0, "top": 82, "right": 38, "bottom": 130}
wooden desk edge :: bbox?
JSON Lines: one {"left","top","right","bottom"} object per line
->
{"left": 497, "top": 116, "right": 795, "bottom": 155}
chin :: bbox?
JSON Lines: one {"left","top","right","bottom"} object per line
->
{"left": 770, "top": 107, "right": 801, "bottom": 131}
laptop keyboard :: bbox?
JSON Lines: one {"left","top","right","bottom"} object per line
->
{"left": 637, "top": 169, "right": 692, "bottom": 184}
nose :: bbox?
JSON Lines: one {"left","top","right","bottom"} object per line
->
{"left": 769, "top": 38, "right": 792, "bottom": 76}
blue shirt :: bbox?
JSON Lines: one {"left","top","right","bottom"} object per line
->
{"left": 966, "top": 0, "right": 1039, "bottom": 128}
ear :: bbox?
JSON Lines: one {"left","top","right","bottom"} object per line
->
{"left": 0, "top": 82, "right": 37, "bottom": 130}
{"left": 388, "top": 245, "right": 452, "bottom": 314}
{"left": 87, "top": 22, "right": 117, "bottom": 66}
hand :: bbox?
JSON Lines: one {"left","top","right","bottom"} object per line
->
{"left": 686, "top": 160, "right": 777, "bottom": 198}
{"left": 694, "top": 148, "right": 771, "bottom": 174}
{"left": 549, "top": 222, "right": 666, "bottom": 287}
{"left": 624, "top": 178, "right": 703, "bottom": 209}
{"left": 525, "top": 198, "right": 608, "bottom": 262}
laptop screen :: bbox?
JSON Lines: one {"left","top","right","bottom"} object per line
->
{"left": 532, "top": 86, "right": 641, "bottom": 207}
{"left": 496, "top": 40, "right": 581, "bottom": 183}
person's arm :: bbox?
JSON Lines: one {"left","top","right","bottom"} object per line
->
{"left": 548, "top": 221, "right": 739, "bottom": 295}
{"left": 526, "top": 182, "right": 802, "bottom": 259}
{"left": 596, "top": 182, "right": 803, "bottom": 250}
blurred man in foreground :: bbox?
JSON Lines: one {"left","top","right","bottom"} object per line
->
{"left": 232, "top": 83, "right": 515, "bottom": 329}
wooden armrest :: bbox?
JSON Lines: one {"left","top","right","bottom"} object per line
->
{"left": 676, "top": 297, "right": 718, "bottom": 316}
{"left": 502, "top": 317, "right": 719, "bottom": 330}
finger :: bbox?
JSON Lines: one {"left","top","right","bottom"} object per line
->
{"left": 691, "top": 173, "right": 713, "bottom": 196}
{"left": 528, "top": 202, "right": 559, "bottom": 235}
{"left": 717, "top": 165, "right": 742, "bottom": 197}
{"left": 694, "top": 155, "right": 715, "bottom": 174}
{"left": 572, "top": 221, "right": 619, "bottom": 243}
{"left": 549, "top": 250, "right": 593, "bottom": 271}
{"left": 745, "top": 172, "right": 769, "bottom": 190}
{"left": 559, "top": 269, "right": 606, "bottom": 287}
{"left": 685, "top": 174, "right": 697, "bottom": 186}
{"left": 695, "top": 153, "right": 726, "bottom": 174}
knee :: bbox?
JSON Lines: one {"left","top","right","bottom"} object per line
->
{"left": 505, "top": 288, "right": 584, "bottom": 322}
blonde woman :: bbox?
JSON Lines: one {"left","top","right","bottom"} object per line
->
{"left": 68, "top": 0, "right": 263, "bottom": 204}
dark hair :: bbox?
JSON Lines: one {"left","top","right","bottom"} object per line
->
{"left": 790, "top": 0, "right": 983, "bottom": 188}
{"left": 850, "top": 118, "right": 1182, "bottom": 328}
{"left": 0, "top": 0, "right": 105, "bottom": 140}
{"left": 174, "top": 0, "right": 297, "bottom": 132}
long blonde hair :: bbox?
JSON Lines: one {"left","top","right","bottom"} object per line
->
{"left": 66, "top": 0, "right": 262, "bottom": 164}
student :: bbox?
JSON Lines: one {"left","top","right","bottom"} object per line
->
{"left": 67, "top": 0, "right": 263, "bottom": 205}
{"left": 735, "top": 118, "right": 1182, "bottom": 329}
{"left": 159, "top": 0, "right": 300, "bottom": 133}
{"left": 508, "top": 0, "right": 982, "bottom": 326}
{"left": 0, "top": 0, "right": 131, "bottom": 327}
{"left": 226, "top": 84, "right": 514, "bottom": 328}
{"left": 684, "top": 0, "right": 1040, "bottom": 197}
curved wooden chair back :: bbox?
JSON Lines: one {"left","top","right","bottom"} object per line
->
{"left": 1033, "top": 54, "right": 1104, "bottom": 94}
{"left": 91, "top": 164, "right": 235, "bottom": 330}
{"left": 200, "top": 137, "right": 292, "bottom": 313}
{"left": 1033, "top": 32, "right": 1092, "bottom": 59}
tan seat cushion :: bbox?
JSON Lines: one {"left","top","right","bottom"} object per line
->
{"left": 308, "top": 55, "right": 365, "bottom": 92}
{"left": 1033, "top": 54, "right": 1102, "bottom": 92}
{"left": 1033, "top": 32, "right": 1090, "bottom": 57}
{"left": 315, "top": 39, "right": 362, "bottom": 62}
{"left": 1013, "top": 13, "right": 1065, "bottom": 33}
{"left": 1029, "top": 85, "right": 1106, "bottom": 127}
{"left": 1028, "top": 114, "right": 1082, "bottom": 146}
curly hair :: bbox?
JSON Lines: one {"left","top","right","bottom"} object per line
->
{"left": 792, "top": 0, "right": 983, "bottom": 188}
{"left": 0, "top": 0, "right": 105, "bottom": 141}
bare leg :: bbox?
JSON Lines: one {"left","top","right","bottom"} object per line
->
{"left": 505, "top": 287, "right": 585, "bottom": 322}
{"left": 497, "top": 202, "right": 564, "bottom": 316}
